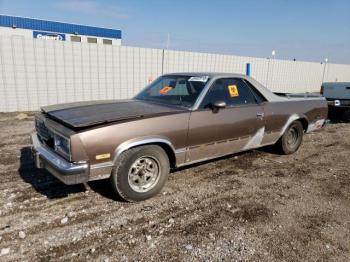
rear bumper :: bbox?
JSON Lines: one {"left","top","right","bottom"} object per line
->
{"left": 31, "top": 132, "right": 89, "bottom": 185}
{"left": 327, "top": 99, "right": 350, "bottom": 108}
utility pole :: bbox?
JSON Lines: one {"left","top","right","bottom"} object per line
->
{"left": 166, "top": 33, "right": 170, "bottom": 50}
{"left": 321, "top": 58, "right": 328, "bottom": 84}
{"left": 162, "top": 33, "right": 170, "bottom": 75}
{"left": 266, "top": 50, "right": 276, "bottom": 88}
{"left": 266, "top": 58, "right": 271, "bottom": 87}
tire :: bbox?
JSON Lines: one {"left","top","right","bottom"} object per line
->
{"left": 110, "top": 145, "right": 170, "bottom": 202}
{"left": 275, "top": 120, "right": 304, "bottom": 155}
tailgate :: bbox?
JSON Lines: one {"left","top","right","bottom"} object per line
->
{"left": 324, "top": 85, "right": 350, "bottom": 99}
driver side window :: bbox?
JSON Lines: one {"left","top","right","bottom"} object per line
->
{"left": 200, "top": 78, "right": 257, "bottom": 108}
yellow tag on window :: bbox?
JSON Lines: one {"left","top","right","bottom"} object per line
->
{"left": 228, "top": 85, "right": 239, "bottom": 97}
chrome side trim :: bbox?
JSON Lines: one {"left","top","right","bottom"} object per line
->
{"left": 89, "top": 161, "right": 114, "bottom": 180}
{"left": 174, "top": 147, "right": 187, "bottom": 166}
{"left": 177, "top": 143, "right": 271, "bottom": 168}
{"left": 178, "top": 149, "right": 246, "bottom": 168}
{"left": 88, "top": 173, "right": 111, "bottom": 181}
{"left": 90, "top": 161, "right": 113, "bottom": 169}
{"left": 113, "top": 136, "right": 177, "bottom": 164}
{"left": 174, "top": 148, "right": 186, "bottom": 154}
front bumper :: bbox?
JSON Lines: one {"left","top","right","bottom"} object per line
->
{"left": 31, "top": 132, "right": 89, "bottom": 185}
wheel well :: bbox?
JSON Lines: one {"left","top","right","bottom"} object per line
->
{"left": 297, "top": 118, "right": 308, "bottom": 132}
{"left": 128, "top": 142, "right": 177, "bottom": 169}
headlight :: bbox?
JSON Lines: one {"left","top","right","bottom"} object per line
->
{"left": 54, "top": 133, "right": 71, "bottom": 160}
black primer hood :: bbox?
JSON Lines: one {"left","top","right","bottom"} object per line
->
{"left": 42, "top": 99, "right": 186, "bottom": 129}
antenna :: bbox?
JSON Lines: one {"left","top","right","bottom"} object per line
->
{"left": 166, "top": 33, "right": 170, "bottom": 50}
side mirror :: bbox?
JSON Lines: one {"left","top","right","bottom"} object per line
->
{"left": 212, "top": 101, "right": 226, "bottom": 109}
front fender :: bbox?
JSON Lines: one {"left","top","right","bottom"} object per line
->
{"left": 112, "top": 136, "right": 177, "bottom": 164}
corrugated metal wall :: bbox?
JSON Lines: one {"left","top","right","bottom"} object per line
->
{"left": 1, "top": 35, "right": 350, "bottom": 112}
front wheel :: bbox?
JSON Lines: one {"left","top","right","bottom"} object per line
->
{"left": 110, "top": 145, "right": 170, "bottom": 202}
{"left": 275, "top": 120, "right": 304, "bottom": 155}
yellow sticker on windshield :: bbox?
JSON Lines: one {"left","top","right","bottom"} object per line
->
{"left": 159, "top": 86, "right": 173, "bottom": 94}
{"left": 228, "top": 85, "right": 239, "bottom": 97}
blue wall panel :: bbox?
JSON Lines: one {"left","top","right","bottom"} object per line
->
{"left": 0, "top": 15, "right": 121, "bottom": 39}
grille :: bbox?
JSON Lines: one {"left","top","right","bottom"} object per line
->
{"left": 35, "top": 118, "right": 51, "bottom": 140}
{"left": 35, "top": 116, "right": 68, "bottom": 158}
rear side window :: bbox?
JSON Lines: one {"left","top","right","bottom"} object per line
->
{"left": 201, "top": 78, "right": 257, "bottom": 108}
{"left": 243, "top": 79, "right": 267, "bottom": 103}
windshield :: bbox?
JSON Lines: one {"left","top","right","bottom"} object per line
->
{"left": 135, "top": 75, "right": 209, "bottom": 108}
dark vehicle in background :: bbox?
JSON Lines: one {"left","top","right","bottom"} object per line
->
{"left": 32, "top": 73, "right": 328, "bottom": 202}
{"left": 321, "top": 82, "right": 350, "bottom": 119}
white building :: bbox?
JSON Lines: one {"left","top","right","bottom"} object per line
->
{"left": 0, "top": 14, "right": 122, "bottom": 45}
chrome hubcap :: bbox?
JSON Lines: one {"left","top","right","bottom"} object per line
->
{"left": 286, "top": 127, "right": 298, "bottom": 146}
{"left": 128, "top": 156, "right": 160, "bottom": 193}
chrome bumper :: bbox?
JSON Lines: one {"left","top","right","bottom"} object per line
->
{"left": 31, "top": 132, "right": 89, "bottom": 185}
{"left": 327, "top": 100, "right": 350, "bottom": 108}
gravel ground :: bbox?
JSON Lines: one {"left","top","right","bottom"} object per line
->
{"left": 0, "top": 112, "right": 349, "bottom": 261}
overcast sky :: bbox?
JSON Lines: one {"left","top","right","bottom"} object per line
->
{"left": 1, "top": 0, "right": 349, "bottom": 64}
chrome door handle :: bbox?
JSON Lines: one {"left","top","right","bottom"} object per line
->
{"left": 256, "top": 112, "right": 265, "bottom": 118}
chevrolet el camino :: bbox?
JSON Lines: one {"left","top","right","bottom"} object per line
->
{"left": 31, "top": 73, "right": 328, "bottom": 201}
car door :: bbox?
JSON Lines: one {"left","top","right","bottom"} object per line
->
{"left": 185, "top": 78, "right": 265, "bottom": 163}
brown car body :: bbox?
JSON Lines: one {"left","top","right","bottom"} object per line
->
{"left": 31, "top": 73, "right": 328, "bottom": 185}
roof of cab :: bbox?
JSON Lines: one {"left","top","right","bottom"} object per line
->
{"left": 164, "top": 72, "right": 247, "bottom": 78}
{"left": 163, "top": 72, "right": 324, "bottom": 103}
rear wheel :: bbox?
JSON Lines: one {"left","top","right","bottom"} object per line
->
{"left": 110, "top": 145, "right": 170, "bottom": 202}
{"left": 275, "top": 121, "right": 304, "bottom": 155}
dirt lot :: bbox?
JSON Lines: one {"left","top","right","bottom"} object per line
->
{"left": 0, "top": 113, "right": 349, "bottom": 261}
